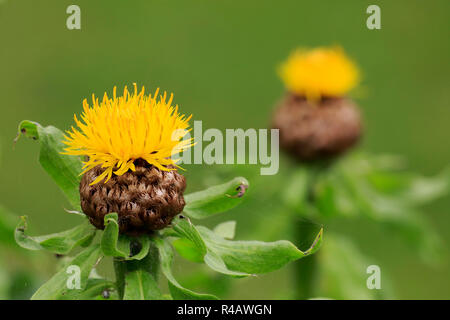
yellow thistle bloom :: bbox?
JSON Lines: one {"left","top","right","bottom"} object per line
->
{"left": 279, "top": 47, "right": 360, "bottom": 100}
{"left": 63, "top": 84, "right": 193, "bottom": 185}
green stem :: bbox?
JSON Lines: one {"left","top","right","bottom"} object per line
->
{"left": 113, "top": 257, "right": 126, "bottom": 299}
{"left": 293, "top": 219, "right": 319, "bottom": 299}
{"left": 113, "top": 238, "right": 160, "bottom": 300}
{"left": 292, "top": 161, "right": 328, "bottom": 299}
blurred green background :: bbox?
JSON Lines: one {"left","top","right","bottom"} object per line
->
{"left": 0, "top": 0, "right": 449, "bottom": 299}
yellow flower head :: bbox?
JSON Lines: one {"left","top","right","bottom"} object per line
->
{"left": 63, "top": 84, "right": 193, "bottom": 185}
{"left": 279, "top": 47, "right": 360, "bottom": 100}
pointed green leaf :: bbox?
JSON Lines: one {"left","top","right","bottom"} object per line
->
{"left": 304, "top": 228, "right": 323, "bottom": 255}
{"left": 15, "top": 216, "right": 96, "bottom": 254}
{"left": 123, "top": 270, "right": 163, "bottom": 300}
{"left": 100, "top": 213, "right": 150, "bottom": 260}
{"left": 184, "top": 177, "right": 249, "bottom": 219}
{"left": 152, "top": 237, "right": 218, "bottom": 300}
{"left": 169, "top": 218, "right": 322, "bottom": 278}
{"left": 15, "top": 121, "right": 83, "bottom": 210}
{"left": 31, "top": 244, "right": 102, "bottom": 300}
{"left": 197, "top": 226, "right": 322, "bottom": 275}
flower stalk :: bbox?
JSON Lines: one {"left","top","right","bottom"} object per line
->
{"left": 113, "top": 239, "right": 160, "bottom": 299}
{"left": 291, "top": 162, "right": 327, "bottom": 299}
{"left": 273, "top": 47, "right": 362, "bottom": 298}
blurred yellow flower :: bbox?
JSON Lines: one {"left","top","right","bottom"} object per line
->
{"left": 63, "top": 84, "right": 193, "bottom": 185}
{"left": 279, "top": 47, "right": 360, "bottom": 100}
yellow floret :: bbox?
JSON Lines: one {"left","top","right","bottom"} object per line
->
{"left": 63, "top": 84, "right": 193, "bottom": 185}
{"left": 279, "top": 47, "right": 360, "bottom": 100}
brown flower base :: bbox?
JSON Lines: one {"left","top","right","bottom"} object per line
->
{"left": 272, "top": 93, "right": 362, "bottom": 161}
{"left": 80, "top": 159, "right": 186, "bottom": 235}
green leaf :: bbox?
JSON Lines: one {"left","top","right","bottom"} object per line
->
{"left": 183, "top": 177, "right": 249, "bottom": 219}
{"left": 172, "top": 238, "right": 204, "bottom": 263}
{"left": 31, "top": 244, "right": 102, "bottom": 300}
{"left": 304, "top": 228, "right": 323, "bottom": 255}
{"left": 170, "top": 217, "right": 246, "bottom": 276}
{"left": 197, "top": 226, "right": 323, "bottom": 275}
{"left": 100, "top": 213, "right": 150, "bottom": 260}
{"left": 170, "top": 218, "right": 249, "bottom": 276}
{"left": 100, "top": 213, "right": 128, "bottom": 258}
{"left": 367, "top": 168, "right": 449, "bottom": 205}
{"left": 123, "top": 270, "right": 163, "bottom": 300}
{"left": 203, "top": 251, "right": 249, "bottom": 277}
{"left": 213, "top": 221, "right": 236, "bottom": 239}
{"left": 152, "top": 237, "right": 218, "bottom": 300}
{"left": 15, "top": 121, "right": 83, "bottom": 210}
{"left": 128, "top": 236, "right": 151, "bottom": 260}
{"left": 169, "top": 216, "right": 322, "bottom": 277}
{"left": 15, "top": 216, "right": 96, "bottom": 255}
{"left": 171, "top": 216, "right": 207, "bottom": 256}
{"left": 337, "top": 163, "right": 444, "bottom": 264}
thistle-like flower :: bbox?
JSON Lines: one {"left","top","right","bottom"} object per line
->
{"left": 273, "top": 47, "right": 362, "bottom": 161}
{"left": 279, "top": 47, "right": 359, "bottom": 101}
{"left": 63, "top": 84, "right": 193, "bottom": 234}
{"left": 63, "top": 84, "right": 192, "bottom": 185}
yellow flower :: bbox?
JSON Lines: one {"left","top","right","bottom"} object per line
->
{"left": 63, "top": 84, "right": 193, "bottom": 185}
{"left": 279, "top": 47, "right": 360, "bottom": 100}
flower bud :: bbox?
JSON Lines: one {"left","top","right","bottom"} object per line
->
{"left": 80, "top": 160, "right": 186, "bottom": 235}
{"left": 272, "top": 94, "right": 362, "bottom": 161}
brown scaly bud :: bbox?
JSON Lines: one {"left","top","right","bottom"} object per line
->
{"left": 272, "top": 94, "right": 362, "bottom": 161}
{"left": 80, "top": 159, "right": 186, "bottom": 235}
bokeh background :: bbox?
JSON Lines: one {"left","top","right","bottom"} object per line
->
{"left": 0, "top": 0, "right": 449, "bottom": 299}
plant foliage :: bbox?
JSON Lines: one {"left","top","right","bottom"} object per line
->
{"left": 14, "top": 121, "right": 322, "bottom": 300}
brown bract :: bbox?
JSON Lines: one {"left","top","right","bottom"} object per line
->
{"left": 80, "top": 160, "right": 186, "bottom": 235}
{"left": 272, "top": 93, "right": 362, "bottom": 161}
